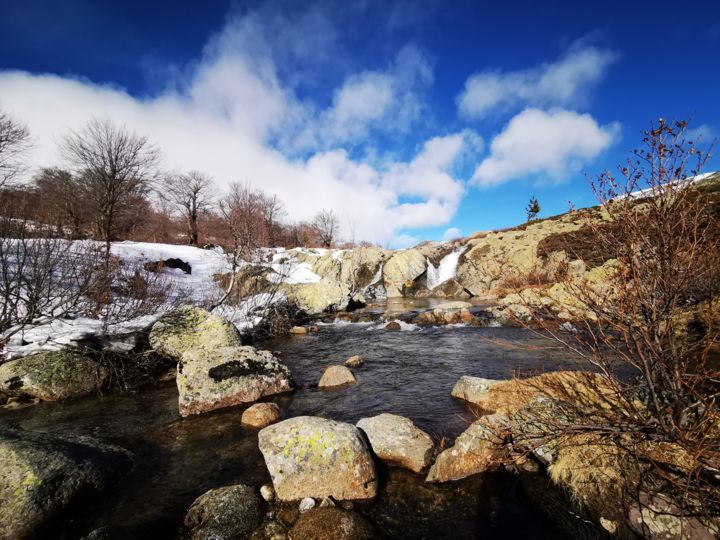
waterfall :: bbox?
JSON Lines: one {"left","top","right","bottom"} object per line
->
{"left": 426, "top": 247, "right": 465, "bottom": 290}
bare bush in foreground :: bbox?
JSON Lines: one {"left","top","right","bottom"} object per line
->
{"left": 510, "top": 120, "right": 719, "bottom": 531}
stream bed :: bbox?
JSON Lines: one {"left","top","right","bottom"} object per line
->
{"left": 0, "top": 321, "right": 599, "bottom": 539}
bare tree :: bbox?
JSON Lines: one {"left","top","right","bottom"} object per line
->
{"left": 0, "top": 110, "right": 31, "bottom": 188}
{"left": 33, "top": 168, "right": 86, "bottom": 238}
{"left": 258, "top": 192, "right": 285, "bottom": 247}
{"left": 161, "top": 171, "right": 214, "bottom": 245}
{"left": 312, "top": 209, "right": 339, "bottom": 248}
{"left": 61, "top": 118, "right": 159, "bottom": 260}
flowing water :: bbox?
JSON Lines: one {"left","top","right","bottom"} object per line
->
{"left": 0, "top": 316, "right": 601, "bottom": 539}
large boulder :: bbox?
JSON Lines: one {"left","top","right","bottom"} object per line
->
{"left": 356, "top": 414, "right": 434, "bottom": 473}
{"left": 150, "top": 306, "right": 243, "bottom": 359}
{"left": 183, "top": 484, "right": 263, "bottom": 540}
{"left": 426, "top": 414, "right": 509, "bottom": 482}
{"left": 178, "top": 346, "right": 293, "bottom": 417}
{"left": 318, "top": 366, "right": 356, "bottom": 388}
{"left": 0, "top": 428, "right": 133, "bottom": 539}
{"left": 258, "top": 416, "right": 377, "bottom": 501}
{"left": 0, "top": 351, "right": 107, "bottom": 401}
{"left": 289, "top": 507, "right": 373, "bottom": 540}
{"left": 383, "top": 249, "right": 427, "bottom": 298}
{"left": 451, "top": 376, "right": 502, "bottom": 407}
{"left": 284, "top": 282, "right": 351, "bottom": 315}
{"left": 339, "top": 247, "right": 388, "bottom": 290}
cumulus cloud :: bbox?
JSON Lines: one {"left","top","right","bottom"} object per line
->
{"left": 457, "top": 42, "right": 617, "bottom": 119}
{"left": 472, "top": 108, "right": 620, "bottom": 187}
{"left": 0, "top": 9, "right": 470, "bottom": 247}
{"left": 442, "top": 227, "right": 461, "bottom": 241}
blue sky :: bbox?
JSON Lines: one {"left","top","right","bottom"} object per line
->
{"left": 1, "top": 0, "right": 718, "bottom": 246}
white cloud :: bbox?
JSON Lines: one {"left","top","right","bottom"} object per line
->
{"left": 457, "top": 43, "right": 617, "bottom": 119}
{"left": 472, "top": 108, "right": 620, "bottom": 187}
{"left": 0, "top": 13, "right": 465, "bottom": 249}
{"left": 442, "top": 227, "right": 461, "bottom": 241}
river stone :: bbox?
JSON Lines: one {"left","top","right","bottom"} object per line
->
{"left": 242, "top": 402, "right": 281, "bottom": 428}
{"left": 318, "top": 366, "right": 356, "bottom": 387}
{"left": 289, "top": 326, "right": 308, "bottom": 334}
{"left": 385, "top": 321, "right": 401, "bottom": 331}
{"left": 426, "top": 414, "right": 509, "bottom": 482}
{"left": 258, "top": 416, "right": 377, "bottom": 501}
{"left": 356, "top": 414, "right": 434, "bottom": 473}
{"left": 183, "top": 484, "right": 263, "bottom": 540}
{"left": 289, "top": 507, "right": 373, "bottom": 540}
{"left": 178, "top": 346, "right": 293, "bottom": 417}
{"left": 0, "top": 428, "right": 133, "bottom": 540}
{"left": 451, "top": 376, "right": 503, "bottom": 407}
{"left": 0, "top": 351, "right": 107, "bottom": 401}
{"left": 383, "top": 249, "right": 427, "bottom": 298}
{"left": 344, "top": 355, "right": 364, "bottom": 367}
{"left": 149, "top": 306, "right": 243, "bottom": 359}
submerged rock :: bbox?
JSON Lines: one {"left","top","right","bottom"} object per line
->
{"left": 344, "top": 355, "right": 364, "bottom": 367}
{"left": 178, "top": 346, "right": 293, "bottom": 417}
{"left": 426, "top": 414, "right": 509, "bottom": 482}
{"left": 150, "top": 306, "right": 243, "bottom": 359}
{"left": 288, "top": 326, "right": 308, "bottom": 335}
{"left": 258, "top": 416, "right": 377, "bottom": 501}
{"left": 451, "top": 376, "right": 503, "bottom": 407}
{"left": 183, "top": 484, "right": 263, "bottom": 540}
{"left": 0, "top": 350, "right": 107, "bottom": 401}
{"left": 242, "top": 402, "right": 281, "bottom": 428}
{"left": 318, "top": 365, "right": 356, "bottom": 388}
{"left": 0, "top": 428, "right": 133, "bottom": 540}
{"left": 356, "top": 413, "right": 434, "bottom": 473}
{"left": 289, "top": 507, "right": 373, "bottom": 540}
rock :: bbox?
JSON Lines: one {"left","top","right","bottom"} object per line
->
{"left": 451, "top": 376, "right": 502, "bottom": 407}
{"left": 288, "top": 326, "right": 308, "bottom": 335}
{"left": 150, "top": 306, "right": 243, "bottom": 359}
{"left": 260, "top": 483, "right": 275, "bottom": 502}
{"left": 319, "top": 497, "right": 336, "bottom": 508}
{"left": 242, "top": 403, "right": 281, "bottom": 428}
{"left": 144, "top": 257, "right": 192, "bottom": 274}
{"left": 318, "top": 366, "right": 356, "bottom": 388}
{"left": 426, "top": 414, "right": 509, "bottom": 482}
{"left": 178, "top": 346, "right": 293, "bottom": 417}
{"left": 258, "top": 416, "right": 377, "bottom": 501}
{"left": 249, "top": 518, "right": 288, "bottom": 540}
{"left": 298, "top": 497, "right": 315, "bottom": 513}
{"left": 432, "top": 301, "right": 473, "bottom": 310}
{"left": 356, "top": 414, "right": 434, "bottom": 473}
{"left": 284, "top": 282, "right": 351, "bottom": 315}
{"left": 385, "top": 321, "right": 401, "bottom": 331}
{"left": 0, "top": 428, "right": 133, "bottom": 539}
{"left": 627, "top": 492, "right": 719, "bottom": 540}
{"left": 0, "top": 351, "right": 107, "bottom": 401}
{"left": 344, "top": 355, "right": 364, "bottom": 368}
{"left": 183, "top": 484, "right": 263, "bottom": 540}
{"left": 413, "top": 307, "right": 477, "bottom": 326}
{"left": 383, "top": 249, "right": 427, "bottom": 298}
{"left": 289, "top": 507, "right": 373, "bottom": 540}
{"left": 430, "top": 279, "right": 471, "bottom": 299}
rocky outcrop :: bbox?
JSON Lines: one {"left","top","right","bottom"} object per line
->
{"left": 183, "top": 484, "right": 263, "bottom": 540}
{"left": 289, "top": 507, "right": 374, "bottom": 540}
{"left": 451, "top": 376, "right": 502, "bottom": 407}
{"left": 283, "top": 281, "right": 351, "bottom": 314}
{"left": 0, "top": 351, "right": 107, "bottom": 401}
{"left": 258, "top": 416, "right": 377, "bottom": 501}
{"left": 383, "top": 249, "right": 427, "bottom": 298}
{"left": 426, "top": 414, "right": 509, "bottom": 482}
{"left": 150, "top": 306, "right": 243, "bottom": 359}
{"left": 356, "top": 414, "right": 434, "bottom": 473}
{"left": 178, "top": 346, "right": 293, "bottom": 416}
{"left": 318, "top": 365, "right": 356, "bottom": 387}
{"left": 0, "top": 428, "right": 133, "bottom": 540}
{"left": 241, "top": 402, "right": 281, "bottom": 428}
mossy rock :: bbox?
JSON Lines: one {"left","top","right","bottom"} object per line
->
{"left": 0, "top": 351, "right": 107, "bottom": 401}
{"left": 183, "top": 484, "right": 263, "bottom": 540}
{"left": 149, "top": 306, "right": 242, "bottom": 359}
{"left": 0, "top": 428, "right": 133, "bottom": 539}
{"left": 289, "top": 507, "right": 373, "bottom": 540}
{"left": 258, "top": 416, "right": 377, "bottom": 501}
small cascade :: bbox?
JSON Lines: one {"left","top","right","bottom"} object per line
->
{"left": 426, "top": 247, "right": 466, "bottom": 290}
